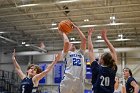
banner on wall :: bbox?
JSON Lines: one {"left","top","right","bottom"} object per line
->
{"left": 39, "top": 63, "right": 47, "bottom": 84}
{"left": 53, "top": 63, "right": 64, "bottom": 84}
{"left": 85, "top": 59, "right": 92, "bottom": 79}
{"left": 84, "top": 89, "right": 92, "bottom": 93}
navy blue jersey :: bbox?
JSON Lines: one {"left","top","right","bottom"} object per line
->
{"left": 20, "top": 77, "right": 38, "bottom": 93}
{"left": 91, "top": 61, "right": 117, "bottom": 93}
{"left": 126, "top": 76, "right": 140, "bottom": 93}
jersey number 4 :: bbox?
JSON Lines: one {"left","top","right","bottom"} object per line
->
{"left": 100, "top": 76, "right": 110, "bottom": 86}
{"left": 73, "top": 58, "right": 81, "bottom": 66}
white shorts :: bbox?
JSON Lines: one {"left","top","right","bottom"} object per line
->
{"left": 59, "top": 74, "right": 84, "bottom": 93}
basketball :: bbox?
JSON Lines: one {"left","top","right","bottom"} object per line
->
{"left": 58, "top": 20, "right": 73, "bottom": 34}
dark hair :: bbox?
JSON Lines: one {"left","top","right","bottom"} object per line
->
{"left": 27, "top": 64, "right": 42, "bottom": 74}
{"left": 123, "top": 68, "right": 132, "bottom": 77}
{"left": 101, "top": 52, "right": 116, "bottom": 70}
{"left": 72, "top": 44, "right": 78, "bottom": 49}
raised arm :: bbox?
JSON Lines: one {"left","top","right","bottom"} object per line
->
{"left": 62, "top": 33, "right": 71, "bottom": 53}
{"left": 33, "top": 53, "right": 61, "bottom": 84}
{"left": 58, "top": 30, "right": 70, "bottom": 54}
{"left": 72, "top": 22, "right": 86, "bottom": 51}
{"left": 12, "top": 49, "right": 26, "bottom": 80}
{"left": 131, "top": 81, "right": 140, "bottom": 93}
{"left": 101, "top": 29, "right": 117, "bottom": 64}
{"left": 88, "top": 28, "right": 95, "bottom": 64}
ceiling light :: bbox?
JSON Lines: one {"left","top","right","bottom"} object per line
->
{"left": 80, "top": 25, "right": 97, "bottom": 28}
{"left": 118, "top": 34, "right": 122, "bottom": 37}
{"left": 95, "top": 40, "right": 104, "bottom": 42}
{"left": 52, "top": 23, "right": 57, "bottom": 26}
{"left": 110, "top": 16, "right": 116, "bottom": 24}
{"left": 97, "top": 36, "right": 101, "bottom": 39}
{"left": 0, "top": 32, "right": 5, "bottom": 34}
{"left": 118, "top": 34, "right": 123, "bottom": 38}
{"left": 80, "top": 23, "right": 127, "bottom": 27}
{"left": 108, "top": 23, "right": 126, "bottom": 26}
{"left": 84, "top": 19, "right": 89, "bottom": 22}
{"left": 95, "top": 38, "right": 132, "bottom": 42}
{"left": 17, "top": 4, "right": 39, "bottom": 7}
{"left": 70, "top": 37, "right": 75, "bottom": 40}
{"left": 50, "top": 27, "right": 58, "bottom": 30}
{"left": 110, "top": 16, "right": 115, "bottom": 20}
{"left": 115, "top": 38, "right": 132, "bottom": 41}
{"left": 25, "top": 44, "right": 30, "bottom": 46}
{"left": 22, "top": 42, "right": 26, "bottom": 44}
{"left": 58, "top": 0, "right": 79, "bottom": 3}
{"left": 70, "top": 41, "right": 81, "bottom": 44}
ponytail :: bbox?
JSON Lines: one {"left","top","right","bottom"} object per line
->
{"left": 102, "top": 52, "right": 117, "bottom": 70}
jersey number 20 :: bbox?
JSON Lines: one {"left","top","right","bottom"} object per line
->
{"left": 73, "top": 58, "right": 81, "bottom": 66}
{"left": 100, "top": 76, "right": 110, "bottom": 86}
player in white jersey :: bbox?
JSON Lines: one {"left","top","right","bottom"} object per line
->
{"left": 59, "top": 22, "right": 86, "bottom": 93}
{"left": 114, "top": 76, "right": 126, "bottom": 93}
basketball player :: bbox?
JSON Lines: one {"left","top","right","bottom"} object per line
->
{"left": 58, "top": 22, "right": 86, "bottom": 93}
{"left": 123, "top": 68, "right": 140, "bottom": 93}
{"left": 88, "top": 28, "right": 117, "bottom": 93}
{"left": 12, "top": 49, "right": 61, "bottom": 93}
{"left": 114, "top": 76, "right": 126, "bottom": 93}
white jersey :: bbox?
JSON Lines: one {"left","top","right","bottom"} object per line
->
{"left": 62, "top": 49, "right": 85, "bottom": 79}
{"left": 114, "top": 84, "right": 122, "bottom": 93}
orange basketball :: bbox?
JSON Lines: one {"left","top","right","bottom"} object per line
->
{"left": 58, "top": 20, "right": 73, "bottom": 34}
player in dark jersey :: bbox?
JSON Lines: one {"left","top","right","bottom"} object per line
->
{"left": 88, "top": 28, "right": 118, "bottom": 93}
{"left": 12, "top": 49, "right": 61, "bottom": 93}
{"left": 123, "top": 68, "right": 140, "bottom": 93}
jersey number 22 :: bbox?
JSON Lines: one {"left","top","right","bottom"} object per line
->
{"left": 73, "top": 58, "right": 81, "bottom": 66}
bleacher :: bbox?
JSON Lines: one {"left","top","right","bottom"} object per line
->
{"left": 0, "top": 70, "right": 59, "bottom": 93}
{"left": 0, "top": 70, "right": 20, "bottom": 93}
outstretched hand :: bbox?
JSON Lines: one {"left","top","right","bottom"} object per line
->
{"left": 101, "top": 28, "right": 107, "bottom": 39}
{"left": 88, "top": 28, "right": 94, "bottom": 36}
{"left": 54, "top": 52, "right": 61, "bottom": 62}
{"left": 70, "top": 21, "right": 78, "bottom": 29}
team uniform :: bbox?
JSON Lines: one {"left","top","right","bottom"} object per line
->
{"left": 59, "top": 49, "right": 85, "bottom": 93}
{"left": 91, "top": 60, "right": 117, "bottom": 93}
{"left": 125, "top": 76, "right": 140, "bottom": 93}
{"left": 20, "top": 77, "right": 38, "bottom": 93}
{"left": 114, "top": 84, "right": 123, "bottom": 93}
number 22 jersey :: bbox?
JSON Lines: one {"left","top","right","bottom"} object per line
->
{"left": 62, "top": 49, "right": 85, "bottom": 80}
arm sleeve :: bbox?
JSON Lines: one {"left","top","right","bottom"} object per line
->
{"left": 90, "top": 61, "right": 100, "bottom": 84}
{"left": 90, "top": 61, "right": 99, "bottom": 69}
{"left": 90, "top": 61, "right": 99, "bottom": 75}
